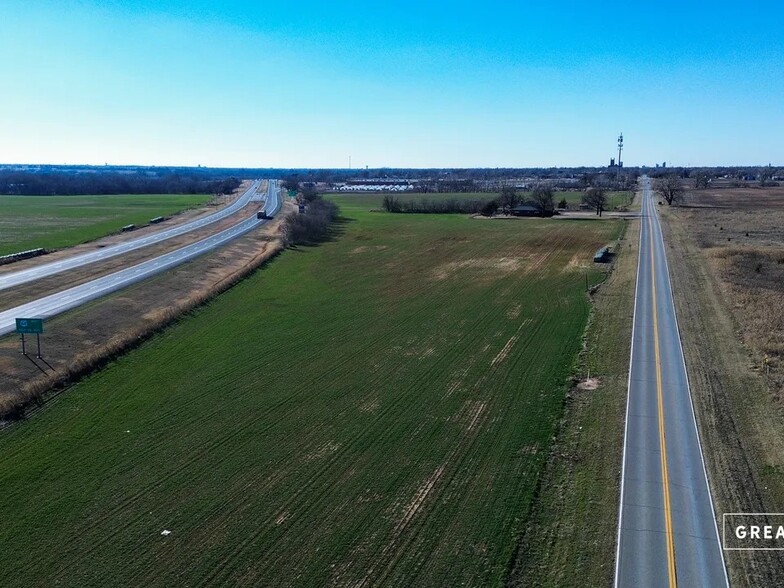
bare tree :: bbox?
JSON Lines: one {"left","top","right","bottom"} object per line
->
{"left": 759, "top": 168, "right": 775, "bottom": 187}
{"left": 582, "top": 187, "right": 607, "bottom": 216}
{"left": 498, "top": 186, "right": 520, "bottom": 212}
{"left": 580, "top": 173, "right": 597, "bottom": 189}
{"left": 282, "top": 177, "right": 300, "bottom": 192}
{"left": 301, "top": 186, "right": 319, "bottom": 202}
{"left": 694, "top": 171, "right": 710, "bottom": 189}
{"left": 530, "top": 185, "right": 554, "bottom": 214}
{"left": 654, "top": 176, "right": 685, "bottom": 205}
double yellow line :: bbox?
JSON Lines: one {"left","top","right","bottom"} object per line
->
{"left": 648, "top": 192, "right": 677, "bottom": 587}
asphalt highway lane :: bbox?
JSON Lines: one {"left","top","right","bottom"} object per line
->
{"left": 614, "top": 177, "right": 728, "bottom": 587}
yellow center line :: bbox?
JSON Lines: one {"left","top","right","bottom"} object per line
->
{"left": 649, "top": 194, "right": 677, "bottom": 587}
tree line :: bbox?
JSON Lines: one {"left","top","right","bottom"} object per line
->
{"left": 381, "top": 196, "right": 492, "bottom": 214}
{"left": 0, "top": 171, "right": 241, "bottom": 195}
{"left": 380, "top": 185, "right": 558, "bottom": 216}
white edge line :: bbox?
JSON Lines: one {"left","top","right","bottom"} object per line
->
{"left": 652, "top": 188, "right": 731, "bottom": 587}
{"left": 613, "top": 178, "right": 646, "bottom": 587}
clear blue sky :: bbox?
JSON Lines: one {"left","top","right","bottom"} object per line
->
{"left": 1, "top": 0, "right": 782, "bottom": 168}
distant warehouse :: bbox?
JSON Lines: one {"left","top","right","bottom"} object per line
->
{"left": 510, "top": 205, "right": 554, "bottom": 218}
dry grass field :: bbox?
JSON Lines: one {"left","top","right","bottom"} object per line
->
{"left": 678, "top": 186, "right": 784, "bottom": 387}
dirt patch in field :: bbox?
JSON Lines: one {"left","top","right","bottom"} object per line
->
{"left": 304, "top": 441, "right": 342, "bottom": 462}
{"left": 464, "top": 401, "right": 487, "bottom": 432}
{"left": 430, "top": 256, "right": 529, "bottom": 281}
{"left": 0, "top": 200, "right": 292, "bottom": 419}
{"left": 359, "top": 396, "right": 380, "bottom": 414}
{"left": 491, "top": 319, "right": 531, "bottom": 368}
{"left": 506, "top": 303, "right": 521, "bottom": 319}
{"left": 450, "top": 399, "right": 488, "bottom": 433}
{"left": 491, "top": 335, "right": 518, "bottom": 367}
{"left": 391, "top": 466, "right": 445, "bottom": 539}
{"left": 563, "top": 251, "right": 590, "bottom": 272}
{"left": 576, "top": 377, "right": 601, "bottom": 391}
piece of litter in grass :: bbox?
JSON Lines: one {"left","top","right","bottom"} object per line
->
{"left": 161, "top": 530, "right": 171, "bottom": 536}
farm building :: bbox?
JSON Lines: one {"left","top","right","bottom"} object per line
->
{"left": 510, "top": 205, "right": 553, "bottom": 218}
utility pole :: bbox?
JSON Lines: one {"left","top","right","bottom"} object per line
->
{"left": 617, "top": 133, "right": 624, "bottom": 179}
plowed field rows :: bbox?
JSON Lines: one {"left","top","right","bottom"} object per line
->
{"left": 0, "top": 195, "right": 621, "bottom": 587}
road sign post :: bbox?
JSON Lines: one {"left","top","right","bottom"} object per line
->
{"left": 15, "top": 318, "right": 44, "bottom": 358}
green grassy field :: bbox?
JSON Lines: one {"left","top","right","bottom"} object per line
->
{"left": 556, "top": 190, "right": 633, "bottom": 211}
{"left": 0, "top": 195, "right": 622, "bottom": 587}
{"left": 0, "top": 194, "right": 212, "bottom": 256}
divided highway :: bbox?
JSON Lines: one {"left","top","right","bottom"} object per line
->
{"left": 0, "top": 181, "right": 281, "bottom": 337}
{"left": 0, "top": 180, "right": 263, "bottom": 292}
{"left": 614, "top": 177, "right": 728, "bottom": 587}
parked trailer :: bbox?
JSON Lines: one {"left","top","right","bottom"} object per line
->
{"left": 121, "top": 224, "right": 136, "bottom": 232}
{"left": 150, "top": 216, "right": 166, "bottom": 224}
{"left": 594, "top": 246, "right": 610, "bottom": 263}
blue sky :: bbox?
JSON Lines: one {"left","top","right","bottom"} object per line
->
{"left": 1, "top": 0, "right": 782, "bottom": 167}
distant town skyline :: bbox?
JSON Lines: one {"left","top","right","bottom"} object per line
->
{"left": 1, "top": 0, "right": 783, "bottom": 168}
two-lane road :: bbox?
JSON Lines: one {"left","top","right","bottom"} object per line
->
{"left": 614, "top": 177, "right": 728, "bottom": 586}
{"left": 0, "top": 180, "right": 264, "bottom": 292}
{"left": 0, "top": 181, "right": 281, "bottom": 337}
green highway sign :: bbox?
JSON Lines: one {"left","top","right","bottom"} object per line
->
{"left": 15, "top": 318, "right": 43, "bottom": 334}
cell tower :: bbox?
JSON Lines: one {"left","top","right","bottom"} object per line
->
{"left": 617, "top": 133, "right": 624, "bottom": 168}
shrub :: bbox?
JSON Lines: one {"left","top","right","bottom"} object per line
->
{"left": 282, "top": 199, "right": 338, "bottom": 245}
